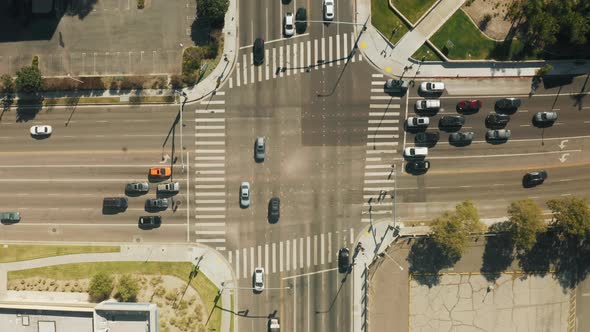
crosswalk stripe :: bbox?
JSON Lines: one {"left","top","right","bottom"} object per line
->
{"left": 279, "top": 46, "right": 284, "bottom": 77}
{"left": 306, "top": 40, "right": 311, "bottom": 72}
{"left": 250, "top": 247, "right": 255, "bottom": 275}
{"left": 195, "top": 192, "right": 225, "bottom": 196}
{"left": 286, "top": 240, "right": 290, "bottom": 271}
{"left": 370, "top": 104, "right": 400, "bottom": 109}
{"left": 328, "top": 232, "right": 332, "bottom": 263}
{"left": 257, "top": 245, "right": 262, "bottom": 269}
{"left": 258, "top": 63, "right": 262, "bottom": 82}
{"left": 365, "top": 171, "right": 392, "bottom": 176}
{"left": 196, "top": 133, "right": 225, "bottom": 137}
{"left": 343, "top": 33, "right": 348, "bottom": 61}
{"left": 195, "top": 141, "right": 225, "bottom": 145}
{"left": 194, "top": 184, "right": 225, "bottom": 189}
{"left": 265, "top": 244, "right": 269, "bottom": 274}
{"left": 273, "top": 47, "right": 278, "bottom": 78}
{"left": 372, "top": 73, "right": 384, "bottom": 78}
{"left": 202, "top": 100, "right": 225, "bottom": 105}
{"left": 366, "top": 157, "right": 382, "bottom": 162}
{"left": 195, "top": 199, "right": 225, "bottom": 204}
{"left": 196, "top": 238, "right": 225, "bottom": 243}
{"left": 279, "top": 241, "right": 284, "bottom": 272}
{"left": 250, "top": 54, "right": 255, "bottom": 84}
{"left": 287, "top": 44, "right": 292, "bottom": 76}
{"left": 321, "top": 37, "right": 326, "bottom": 68}
{"left": 367, "top": 135, "right": 399, "bottom": 140}
{"left": 194, "top": 170, "right": 224, "bottom": 175}
{"left": 336, "top": 35, "right": 340, "bottom": 65}
{"left": 194, "top": 149, "right": 225, "bottom": 153}
{"left": 242, "top": 54, "right": 247, "bottom": 85}
{"left": 350, "top": 33, "right": 356, "bottom": 63}
{"left": 314, "top": 235, "right": 318, "bottom": 265}
{"left": 195, "top": 156, "right": 224, "bottom": 161}
{"left": 368, "top": 119, "right": 399, "bottom": 124}
{"left": 195, "top": 207, "right": 225, "bottom": 211}
{"left": 194, "top": 163, "right": 224, "bottom": 167}
{"left": 320, "top": 233, "right": 325, "bottom": 264}
{"left": 195, "top": 222, "right": 225, "bottom": 226}
{"left": 229, "top": 76, "right": 233, "bottom": 89}
{"left": 369, "top": 112, "right": 400, "bottom": 116}
{"left": 195, "top": 118, "right": 225, "bottom": 122}
{"left": 229, "top": 250, "right": 232, "bottom": 264}
{"left": 306, "top": 236, "right": 311, "bottom": 268}
{"left": 265, "top": 49, "right": 270, "bottom": 80}
{"left": 366, "top": 164, "right": 393, "bottom": 169}
{"left": 372, "top": 81, "right": 386, "bottom": 85}
{"left": 365, "top": 186, "right": 395, "bottom": 191}
{"left": 195, "top": 109, "right": 225, "bottom": 114}
{"left": 328, "top": 36, "right": 333, "bottom": 67}
{"left": 367, "top": 149, "right": 398, "bottom": 153}
{"left": 272, "top": 242, "right": 277, "bottom": 273}
{"left": 368, "top": 127, "right": 399, "bottom": 131}
{"left": 243, "top": 248, "right": 247, "bottom": 279}
{"left": 195, "top": 215, "right": 225, "bottom": 219}
{"left": 300, "top": 41, "right": 305, "bottom": 73}
{"left": 350, "top": 228, "right": 355, "bottom": 244}
{"left": 195, "top": 230, "right": 225, "bottom": 235}
{"left": 364, "top": 179, "right": 394, "bottom": 184}
{"left": 370, "top": 95, "right": 399, "bottom": 100}
{"left": 314, "top": 39, "right": 319, "bottom": 70}
{"left": 293, "top": 43, "right": 297, "bottom": 75}
{"left": 367, "top": 142, "right": 398, "bottom": 146}
{"left": 299, "top": 237, "right": 304, "bottom": 269}
{"left": 292, "top": 238, "right": 297, "bottom": 270}
{"left": 236, "top": 249, "right": 240, "bottom": 279}
{"left": 236, "top": 62, "right": 241, "bottom": 87}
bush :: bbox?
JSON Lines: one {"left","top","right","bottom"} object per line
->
{"left": 32, "top": 56, "right": 39, "bottom": 69}
{"left": 483, "top": 13, "right": 492, "bottom": 23}
{"left": 88, "top": 272, "right": 114, "bottom": 302}
{"left": 196, "top": 0, "right": 229, "bottom": 28}
{"left": 15, "top": 66, "right": 43, "bottom": 93}
{"left": 169, "top": 75, "right": 182, "bottom": 89}
{"left": 116, "top": 274, "right": 139, "bottom": 302}
{"left": 536, "top": 64, "right": 553, "bottom": 76}
{"left": 137, "top": 0, "right": 145, "bottom": 9}
{"left": 1, "top": 74, "right": 14, "bottom": 93}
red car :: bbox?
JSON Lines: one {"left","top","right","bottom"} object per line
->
{"left": 457, "top": 100, "right": 482, "bottom": 112}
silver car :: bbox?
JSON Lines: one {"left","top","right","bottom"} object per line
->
{"left": 240, "top": 182, "right": 251, "bottom": 208}
{"left": 125, "top": 182, "right": 149, "bottom": 195}
{"left": 533, "top": 111, "right": 558, "bottom": 124}
{"left": 255, "top": 137, "right": 266, "bottom": 161}
{"left": 486, "top": 129, "right": 511, "bottom": 141}
{"left": 449, "top": 131, "right": 474, "bottom": 145}
{"left": 145, "top": 198, "right": 169, "bottom": 210}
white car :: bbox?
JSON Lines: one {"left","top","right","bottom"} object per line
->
{"left": 240, "top": 182, "right": 250, "bottom": 208}
{"left": 253, "top": 267, "right": 265, "bottom": 292}
{"left": 284, "top": 12, "right": 294, "bottom": 37}
{"left": 406, "top": 117, "right": 430, "bottom": 128}
{"left": 323, "top": 0, "right": 334, "bottom": 21}
{"left": 420, "top": 82, "right": 445, "bottom": 93}
{"left": 30, "top": 125, "right": 53, "bottom": 136}
{"left": 403, "top": 147, "right": 428, "bottom": 159}
{"left": 415, "top": 99, "right": 441, "bottom": 111}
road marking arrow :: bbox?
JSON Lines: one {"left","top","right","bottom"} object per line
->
{"left": 559, "top": 139, "right": 569, "bottom": 150}
{"left": 160, "top": 154, "right": 170, "bottom": 163}
{"left": 559, "top": 153, "right": 570, "bottom": 163}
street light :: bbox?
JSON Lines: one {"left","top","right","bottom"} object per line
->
{"left": 174, "top": 90, "right": 188, "bottom": 172}
{"left": 66, "top": 73, "right": 84, "bottom": 84}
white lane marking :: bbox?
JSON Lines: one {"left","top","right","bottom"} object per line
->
{"left": 272, "top": 242, "right": 277, "bottom": 273}
{"left": 265, "top": 244, "right": 269, "bottom": 274}
{"left": 428, "top": 149, "right": 581, "bottom": 159}
{"left": 292, "top": 238, "right": 297, "bottom": 270}
{"left": 279, "top": 241, "right": 284, "bottom": 272}
{"left": 281, "top": 267, "right": 339, "bottom": 280}
{"left": 320, "top": 233, "right": 325, "bottom": 265}
{"left": 286, "top": 240, "right": 290, "bottom": 271}
{"left": 314, "top": 235, "right": 318, "bottom": 266}
{"left": 250, "top": 246, "right": 255, "bottom": 276}
{"left": 321, "top": 37, "right": 326, "bottom": 68}
{"left": 257, "top": 245, "right": 262, "bottom": 270}
{"left": 328, "top": 232, "right": 332, "bottom": 263}
{"left": 336, "top": 34, "right": 341, "bottom": 65}
{"left": 286, "top": 44, "right": 291, "bottom": 76}
{"left": 306, "top": 236, "right": 311, "bottom": 268}
{"left": 328, "top": 36, "right": 333, "bottom": 67}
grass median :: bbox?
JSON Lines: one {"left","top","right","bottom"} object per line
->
{"left": 391, "top": 0, "right": 437, "bottom": 23}
{"left": 8, "top": 261, "right": 221, "bottom": 331}
{"left": 0, "top": 245, "right": 119, "bottom": 263}
{"left": 371, "top": 0, "right": 410, "bottom": 45}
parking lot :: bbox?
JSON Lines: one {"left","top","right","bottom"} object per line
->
{"left": 0, "top": 0, "right": 194, "bottom": 76}
{"left": 410, "top": 272, "right": 570, "bottom": 332}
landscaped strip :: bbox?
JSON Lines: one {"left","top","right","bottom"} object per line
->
{"left": 430, "top": 9, "right": 526, "bottom": 60}
{"left": 391, "top": 0, "right": 437, "bottom": 24}
{"left": 411, "top": 43, "right": 444, "bottom": 62}
{"left": 371, "top": 0, "right": 410, "bottom": 45}
{"left": 0, "top": 245, "right": 119, "bottom": 263}
{"left": 7, "top": 261, "right": 221, "bottom": 331}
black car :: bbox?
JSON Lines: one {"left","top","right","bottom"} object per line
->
{"left": 295, "top": 8, "right": 307, "bottom": 33}
{"left": 253, "top": 38, "right": 265, "bottom": 65}
{"left": 338, "top": 248, "right": 350, "bottom": 273}
{"left": 139, "top": 215, "right": 162, "bottom": 228}
{"left": 407, "top": 160, "right": 430, "bottom": 173}
{"left": 495, "top": 98, "right": 521, "bottom": 111}
{"left": 268, "top": 197, "right": 280, "bottom": 223}
{"left": 415, "top": 131, "right": 440, "bottom": 145}
{"left": 439, "top": 115, "right": 465, "bottom": 129}
{"left": 485, "top": 113, "right": 510, "bottom": 128}
{"left": 523, "top": 170, "right": 547, "bottom": 187}
{"left": 449, "top": 131, "right": 474, "bottom": 145}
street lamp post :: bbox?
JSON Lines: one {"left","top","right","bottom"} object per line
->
{"left": 66, "top": 74, "right": 84, "bottom": 84}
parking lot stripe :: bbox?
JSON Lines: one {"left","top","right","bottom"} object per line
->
{"left": 320, "top": 234, "right": 325, "bottom": 264}
{"left": 279, "top": 241, "right": 284, "bottom": 272}
{"left": 272, "top": 243, "right": 277, "bottom": 273}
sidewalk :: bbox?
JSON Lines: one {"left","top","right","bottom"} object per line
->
{"left": 356, "top": 0, "right": 590, "bottom": 78}
{"left": 0, "top": 243, "right": 237, "bottom": 332}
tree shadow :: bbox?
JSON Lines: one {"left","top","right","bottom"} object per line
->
{"left": 0, "top": 96, "right": 15, "bottom": 121}
{"left": 552, "top": 235, "right": 590, "bottom": 289}
{"left": 480, "top": 222, "right": 514, "bottom": 283}
{"left": 407, "top": 238, "right": 459, "bottom": 288}
{"left": 0, "top": 0, "right": 61, "bottom": 42}
{"left": 190, "top": 17, "right": 212, "bottom": 46}
{"left": 15, "top": 94, "right": 43, "bottom": 122}
{"left": 517, "top": 231, "right": 556, "bottom": 278}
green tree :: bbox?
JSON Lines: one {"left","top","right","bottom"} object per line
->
{"left": 455, "top": 200, "right": 485, "bottom": 233}
{"left": 431, "top": 212, "right": 468, "bottom": 261}
{"left": 1, "top": 74, "right": 14, "bottom": 93}
{"left": 116, "top": 274, "right": 140, "bottom": 302}
{"left": 547, "top": 197, "right": 590, "bottom": 239}
{"left": 197, "top": 0, "right": 229, "bottom": 28}
{"left": 15, "top": 66, "right": 42, "bottom": 93}
{"left": 88, "top": 272, "right": 114, "bottom": 302}
{"left": 507, "top": 199, "right": 546, "bottom": 251}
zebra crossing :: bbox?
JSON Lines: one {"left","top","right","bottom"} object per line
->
{"left": 361, "top": 74, "right": 403, "bottom": 223}
{"left": 227, "top": 228, "right": 355, "bottom": 279}
{"left": 193, "top": 91, "right": 227, "bottom": 250}
{"left": 229, "top": 32, "right": 363, "bottom": 88}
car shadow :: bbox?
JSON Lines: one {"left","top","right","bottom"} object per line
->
{"left": 148, "top": 175, "right": 169, "bottom": 183}
{"left": 438, "top": 124, "right": 462, "bottom": 133}
{"left": 404, "top": 123, "right": 427, "bottom": 134}
{"left": 156, "top": 191, "right": 177, "bottom": 199}
{"left": 144, "top": 204, "right": 168, "bottom": 213}
{"left": 456, "top": 108, "right": 479, "bottom": 116}
{"left": 125, "top": 190, "right": 147, "bottom": 198}
{"left": 138, "top": 221, "right": 160, "bottom": 230}
{"left": 521, "top": 177, "right": 541, "bottom": 188}
{"left": 102, "top": 207, "right": 125, "bottom": 215}
{"left": 0, "top": 220, "right": 19, "bottom": 225}
{"left": 448, "top": 139, "right": 472, "bottom": 147}
{"left": 485, "top": 138, "right": 509, "bottom": 145}
{"left": 30, "top": 133, "right": 51, "bottom": 140}
{"left": 414, "top": 108, "right": 439, "bottom": 117}
{"left": 532, "top": 119, "right": 555, "bottom": 128}
{"left": 494, "top": 106, "right": 518, "bottom": 115}
{"left": 417, "top": 91, "right": 443, "bottom": 98}
{"left": 414, "top": 138, "right": 437, "bottom": 148}
{"left": 405, "top": 163, "right": 428, "bottom": 176}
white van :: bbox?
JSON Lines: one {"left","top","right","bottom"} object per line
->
{"left": 403, "top": 147, "right": 428, "bottom": 159}
{"left": 157, "top": 182, "right": 179, "bottom": 195}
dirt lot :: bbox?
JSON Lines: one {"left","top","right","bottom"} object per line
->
{"left": 462, "top": 0, "right": 515, "bottom": 40}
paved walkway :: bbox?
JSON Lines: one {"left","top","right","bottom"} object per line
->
{"left": 0, "top": 244, "right": 236, "bottom": 332}
{"left": 356, "top": 0, "right": 590, "bottom": 78}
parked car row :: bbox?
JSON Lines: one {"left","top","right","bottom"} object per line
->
{"left": 103, "top": 166, "right": 180, "bottom": 229}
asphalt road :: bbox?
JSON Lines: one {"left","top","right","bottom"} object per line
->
{"left": 0, "top": 104, "right": 190, "bottom": 243}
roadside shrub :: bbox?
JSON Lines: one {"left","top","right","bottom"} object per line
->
{"left": 15, "top": 66, "right": 43, "bottom": 93}
{"left": 32, "top": 56, "right": 39, "bottom": 69}
{"left": 536, "top": 64, "right": 553, "bottom": 77}
{"left": 89, "top": 272, "right": 114, "bottom": 302}
{"left": 115, "top": 274, "right": 139, "bottom": 302}
{"left": 169, "top": 75, "right": 182, "bottom": 89}
{"left": 1, "top": 74, "right": 14, "bottom": 93}
{"left": 137, "top": 0, "right": 145, "bottom": 9}
{"left": 196, "top": 0, "right": 229, "bottom": 28}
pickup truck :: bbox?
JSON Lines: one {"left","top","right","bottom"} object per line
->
{"left": 157, "top": 182, "right": 180, "bottom": 195}
{"left": 0, "top": 212, "right": 20, "bottom": 223}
